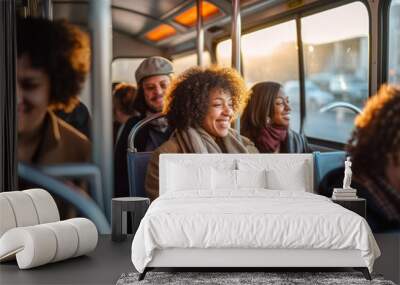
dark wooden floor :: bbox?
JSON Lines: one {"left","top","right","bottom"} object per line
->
{"left": 1, "top": 233, "right": 398, "bottom": 284}
{"left": 373, "top": 233, "right": 400, "bottom": 284}
{"left": 0, "top": 235, "right": 134, "bottom": 285}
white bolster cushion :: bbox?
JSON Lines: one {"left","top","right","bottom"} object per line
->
{"left": 65, "top": 218, "right": 98, "bottom": 257}
{"left": 42, "top": 221, "right": 79, "bottom": 262}
{"left": 0, "top": 191, "right": 39, "bottom": 228}
{"left": 0, "top": 218, "right": 98, "bottom": 269}
{"left": 0, "top": 196, "right": 17, "bottom": 237}
{"left": 0, "top": 226, "right": 57, "bottom": 268}
{"left": 0, "top": 189, "right": 60, "bottom": 239}
{"left": 23, "top": 189, "right": 60, "bottom": 224}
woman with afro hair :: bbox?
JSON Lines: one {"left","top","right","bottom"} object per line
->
{"left": 17, "top": 17, "right": 91, "bottom": 165}
{"left": 145, "top": 66, "right": 258, "bottom": 201}
{"left": 320, "top": 85, "right": 400, "bottom": 232}
{"left": 17, "top": 17, "right": 91, "bottom": 218}
{"left": 346, "top": 84, "right": 400, "bottom": 232}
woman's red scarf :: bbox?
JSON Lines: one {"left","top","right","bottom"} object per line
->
{"left": 257, "top": 124, "right": 288, "bottom": 153}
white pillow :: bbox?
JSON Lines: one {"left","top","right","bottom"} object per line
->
{"left": 237, "top": 169, "right": 267, "bottom": 189}
{"left": 212, "top": 168, "right": 237, "bottom": 190}
{"left": 167, "top": 162, "right": 212, "bottom": 191}
{"left": 266, "top": 161, "right": 310, "bottom": 191}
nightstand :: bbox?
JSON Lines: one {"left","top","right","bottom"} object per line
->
{"left": 331, "top": 198, "right": 366, "bottom": 218}
{"left": 111, "top": 197, "right": 150, "bottom": 242}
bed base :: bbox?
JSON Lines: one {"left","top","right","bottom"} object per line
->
{"left": 138, "top": 268, "right": 149, "bottom": 281}
{"left": 354, "top": 267, "right": 372, "bottom": 280}
{"left": 138, "top": 267, "right": 371, "bottom": 281}
{"left": 138, "top": 248, "right": 372, "bottom": 281}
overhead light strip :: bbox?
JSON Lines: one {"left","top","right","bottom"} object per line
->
{"left": 174, "top": 1, "right": 220, "bottom": 27}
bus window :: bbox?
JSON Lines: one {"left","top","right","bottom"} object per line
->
{"left": 112, "top": 58, "right": 145, "bottom": 84}
{"left": 216, "top": 39, "right": 232, "bottom": 68}
{"left": 172, "top": 51, "right": 211, "bottom": 76}
{"left": 389, "top": 0, "right": 400, "bottom": 84}
{"left": 217, "top": 21, "right": 300, "bottom": 132}
{"left": 242, "top": 20, "right": 300, "bottom": 132}
{"left": 301, "top": 2, "right": 369, "bottom": 143}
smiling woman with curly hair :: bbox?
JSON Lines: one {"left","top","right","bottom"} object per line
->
{"left": 164, "top": 66, "right": 248, "bottom": 130}
{"left": 145, "top": 66, "right": 258, "bottom": 201}
{"left": 17, "top": 17, "right": 91, "bottom": 166}
{"left": 17, "top": 17, "right": 91, "bottom": 218}
{"left": 346, "top": 84, "right": 400, "bottom": 232}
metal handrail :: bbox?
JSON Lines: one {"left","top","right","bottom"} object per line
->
{"left": 231, "top": 0, "right": 241, "bottom": 134}
{"left": 38, "top": 163, "right": 104, "bottom": 213}
{"left": 319, "top": 102, "right": 362, "bottom": 114}
{"left": 127, "top": 113, "right": 165, "bottom": 153}
{"left": 18, "top": 163, "right": 111, "bottom": 234}
{"left": 89, "top": 0, "right": 113, "bottom": 225}
{"left": 196, "top": 0, "right": 204, "bottom": 66}
{"left": 42, "top": 0, "right": 53, "bottom": 20}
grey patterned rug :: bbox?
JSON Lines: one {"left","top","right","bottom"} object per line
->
{"left": 116, "top": 271, "right": 396, "bottom": 285}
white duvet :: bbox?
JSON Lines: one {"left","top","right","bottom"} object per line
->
{"left": 131, "top": 190, "right": 380, "bottom": 273}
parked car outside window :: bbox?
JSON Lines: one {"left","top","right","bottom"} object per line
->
{"left": 283, "top": 80, "right": 335, "bottom": 111}
{"left": 328, "top": 74, "right": 368, "bottom": 106}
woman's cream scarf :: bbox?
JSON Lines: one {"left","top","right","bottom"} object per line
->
{"left": 173, "top": 127, "right": 249, "bottom": 153}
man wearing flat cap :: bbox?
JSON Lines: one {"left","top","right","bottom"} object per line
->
{"left": 114, "top": 56, "right": 174, "bottom": 198}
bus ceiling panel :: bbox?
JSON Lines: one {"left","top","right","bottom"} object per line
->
{"left": 209, "top": 0, "right": 316, "bottom": 43}
{"left": 241, "top": 0, "right": 305, "bottom": 30}
{"left": 205, "top": 0, "right": 230, "bottom": 14}
{"left": 52, "top": 0, "right": 88, "bottom": 2}
{"left": 129, "top": 0, "right": 227, "bottom": 45}
{"left": 240, "top": 0, "right": 265, "bottom": 7}
{"left": 53, "top": 2, "right": 89, "bottom": 26}
{"left": 112, "top": 0, "right": 187, "bottom": 19}
{"left": 52, "top": 0, "right": 88, "bottom": 3}
{"left": 160, "top": 30, "right": 198, "bottom": 48}
{"left": 143, "top": 21, "right": 216, "bottom": 49}
{"left": 139, "top": 9, "right": 229, "bottom": 49}
{"left": 113, "top": 31, "right": 163, "bottom": 59}
{"left": 112, "top": 9, "right": 151, "bottom": 35}
{"left": 205, "top": 0, "right": 271, "bottom": 13}
{"left": 172, "top": 1, "right": 224, "bottom": 28}
{"left": 166, "top": 40, "right": 197, "bottom": 57}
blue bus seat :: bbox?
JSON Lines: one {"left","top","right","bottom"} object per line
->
{"left": 126, "top": 113, "right": 165, "bottom": 198}
{"left": 127, "top": 151, "right": 152, "bottom": 197}
{"left": 313, "top": 151, "right": 347, "bottom": 193}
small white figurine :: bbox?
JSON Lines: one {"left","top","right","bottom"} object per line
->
{"left": 343, "top": 156, "right": 353, "bottom": 189}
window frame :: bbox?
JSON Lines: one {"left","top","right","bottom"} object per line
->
{"left": 380, "top": 0, "right": 398, "bottom": 86}
{"left": 213, "top": 0, "right": 371, "bottom": 149}
{"left": 111, "top": 56, "right": 149, "bottom": 84}
{"left": 171, "top": 50, "right": 212, "bottom": 69}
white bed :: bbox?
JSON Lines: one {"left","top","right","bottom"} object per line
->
{"left": 131, "top": 154, "right": 380, "bottom": 280}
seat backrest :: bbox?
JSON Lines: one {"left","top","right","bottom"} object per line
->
{"left": 126, "top": 113, "right": 166, "bottom": 198}
{"left": 313, "top": 151, "right": 347, "bottom": 192}
{"left": 127, "top": 151, "right": 152, "bottom": 197}
{"left": 127, "top": 112, "right": 165, "bottom": 153}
